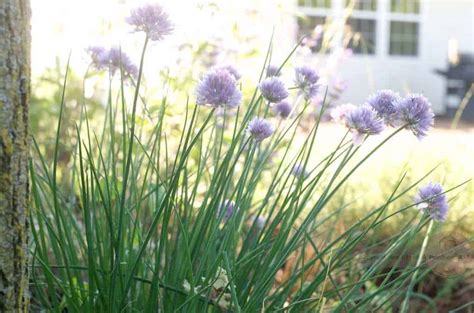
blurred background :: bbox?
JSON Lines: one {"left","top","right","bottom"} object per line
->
{"left": 31, "top": 0, "right": 474, "bottom": 117}
{"left": 29, "top": 0, "right": 474, "bottom": 308}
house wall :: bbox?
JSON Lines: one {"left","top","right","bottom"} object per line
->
{"left": 291, "top": 0, "right": 474, "bottom": 114}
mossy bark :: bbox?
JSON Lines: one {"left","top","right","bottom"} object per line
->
{"left": 0, "top": 0, "right": 31, "bottom": 311}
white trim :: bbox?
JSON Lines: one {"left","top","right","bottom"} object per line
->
{"left": 377, "top": 0, "right": 389, "bottom": 57}
{"left": 387, "top": 13, "right": 421, "bottom": 22}
{"left": 297, "top": 7, "right": 333, "bottom": 16}
{"left": 347, "top": 10, "right": 378, "bottom": 19}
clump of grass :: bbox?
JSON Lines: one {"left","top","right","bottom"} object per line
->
{"left": 29, "top": 4, "right": 469, "bottom": 312}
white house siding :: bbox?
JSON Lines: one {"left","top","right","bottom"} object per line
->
{"left": 291, "top": 0, "right": 474, "bottom": 114}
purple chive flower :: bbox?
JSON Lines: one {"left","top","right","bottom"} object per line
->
{"left": 395, "top": 94, "right": 434, "bottom": 139}
{"left": 345, "top": 105, "right": 385, "bottom": 145}
{"left": 213, "top": 65, "right": 241, "bottom": 81}
{"left": 126, "top": 4, "right": 173, "bottom": 41}
{"left": 195, "top": 69, "right": 242, "bottom": 108}
{"left": 333, "top": 78, "right": 348, "bottom": 93}
{"left": 295, "top": 66, "right": 319, "bottom": 87}
{"left": 87, "top": 46, "right": 138, "bottom": 77}
{"left": 306, "top": 84, "right": 320, "bottom": 100}
{"left": 266, "top": 64, "right": 281, "bottom": 77}
{"left": 86, "top": 46, "right": 107, "bottom": 69}
{"left": 259, "top": 77, "right": 289, "bottom": 103}
{"left": 367, "top": 90, "right": 401, "bottom": 126}
{"left": 274, "top": 101, "right": 292, "bottom": 118}
{"left": 295, "top": 66, "right": 320, "bottom": 100}
{"left": 247, "top": 117, "right": 274, "bottom": 141}
{"left": 105, "top": 47, "right": 138, "bottom": 77}
{"left": 415, "top": 182, "right": 449, "bottom": 222}
{"left": 292, "top": 164, "right": 309, "bottom": 179}
{"left": 330, "top": 103, "right": 357, "bottom": 124}
{"left": 217, "top": 200, "right": 238, "bottom": 222}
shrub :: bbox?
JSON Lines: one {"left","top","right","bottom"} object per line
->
{"left": 30, "top": 4, "right": 467, "bottom": 312}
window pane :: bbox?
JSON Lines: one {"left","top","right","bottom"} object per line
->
{"left": 297, "top": 16, "right": 327, "bottom": 53}
{"left": 345, "top": 18, "right": 376, "bottom": 54}
{"left": 389, "top": 21, "right": 419, "bottom": 56}
{"left": 346, "top": 0, "right": 377, "bottom": 11}
{"left": 391, "top": 0, "right": 420, "bottom": 14}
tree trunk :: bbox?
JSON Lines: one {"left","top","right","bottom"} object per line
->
{"left": 0, "top": 0, "right": 31, "bottom": 311}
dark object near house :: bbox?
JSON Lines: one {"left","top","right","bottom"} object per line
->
{"left": 435, "top": 53, "right": 474, "bottom": 122}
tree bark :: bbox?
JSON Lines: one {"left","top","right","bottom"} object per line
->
{"left": 0, "top": 0, "right": 31, "bottom": 311}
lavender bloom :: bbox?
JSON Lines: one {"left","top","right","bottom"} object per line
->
{"left": 295, "top": 66, "right": 319, "bottom": 87}
{"left": 247, "top": 117, "right": 274, "bottom": 141}
{"left": 292, "top": 164, "right": 309, "bottom": 179}
{"left": 274, "top": 101, "right": 292, "bottom": 118}
{"left": 395, "top": 94, "right": 434, "bottom": 139}
{"left": 266, "top": 64, "right": 281, "bottom": 77}
{"left": 126, "top": 4, "right": 173, "bottom": 41}
{"left": 330, "top": 103, "right": 357, "bottom": 124}
{"left": 217, "top": 200, "right": 238, "bottom": 222}
{"left": 214, "top": 65, "right": 241, "bottom": 80}
{"left": 415, "top": 182, "right": 449, "bottom": 222}
{"left": 345, "top": 105, "right": 385, "bottom": 145}
{"left": 329, "top": 78, "right": 348, "bottom": 100}
{"left": 295, "top": 66, "right": 320, "bottom": 100}
{"left": 195, "top": 70, "right": 242, "bottom": 108}
{"left": 87, "top": 46, "right": 138, "bottom": 77}
{"left": 305, "top": 84, "right": 320, "bottom": 101}
{"left": 105, "top": 47, "right": 138, "bottom": 77}
{"left": 259, "top": 77, "right": 289, "bottom": 103}
{"left": 367, "top": 90, "right": 401, "bottom": 126}
{"left": 86, "top": 46, "right": 107, "bottom": 69}
{"left": 333, "top": 78, "right": 348, "bottom": 93}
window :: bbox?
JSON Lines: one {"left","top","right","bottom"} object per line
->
{"left": 345, "top": 18, "right": 376, "bottom": 54}
{"left": 297, "top": 0, "right": 421, "bottom": 57}
{"left": 391, "top": 0, "right": 420, "bottom": 14}
{"left": 389, "top": 21, "right": 419, "bottom": 56}
{"left": 298, "top": 0, "right": 332, "bottom": 8}
{"left": 346, "top": 0, "right": 377, "bottom": 11}
{"left": 388, "top": 0, "right": 420, "bottom": 56}
{"left": 297, "top": 16, "right": 327, "bottom": 53}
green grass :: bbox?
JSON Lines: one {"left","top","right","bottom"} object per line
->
{"left": 29, "top": 36, "right": 470, "bottom": 312}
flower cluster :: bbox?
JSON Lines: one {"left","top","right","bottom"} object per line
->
{"left": 126, "top": 4, "right": 173, "bottom": 41}
{"left": 292, "top": 164, "right": 309, "bottom": 179}
{"left": 395, "top": 94, "right": 434, "bottom": 139}
{"left": 217, "top": 200, "right": 238, "bottom": 222}
{"left": 274, "top": 101, "right": 292, "bottom": 119}
{"left": 330, "top": 103, "right": 357, "bottom": 124}
{"left": 247, "top": 117, "right": 274, "bottom": 142}
{"left": 367, "top": 90, "right": 401, "bottom": 126}
{"left": 213, "top": 65, "right": 241, "bottom": 81}
{"left": 295, "top": 66, "right": 320, "bottom": 100}
{"left": 266, "top": 64, "right": 281, "bottom": 77}
{"left": 87, "top": 46, "right": 138, "bottom": 77}
{"left": 345, "top": 105, "right": 385, "bottom": 145}
{"left": 415, "top": 182, "right": 449, "bottom": 222}
{"left": 259, "top": 77, "right": 289, "bottom": 103}
{"left": 195, "top": 69, "right": 242, "bottom": 108}
{"left": 331, "top": 90, "right": 435, "bottom": 144}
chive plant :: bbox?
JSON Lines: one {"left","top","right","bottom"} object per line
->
{"left": 29, "top": 3, "right": 466, "bottom": 312}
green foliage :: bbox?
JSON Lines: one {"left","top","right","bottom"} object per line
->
{"left": 29, "top": 37, "right": 469, "bottom": 312}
